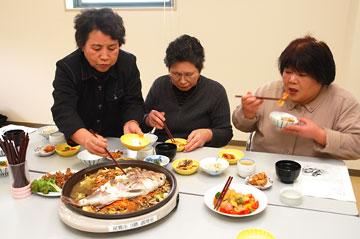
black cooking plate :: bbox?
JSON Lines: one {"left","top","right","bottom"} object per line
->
{"left": 62, "top": 160, "right": 177, "bottom": 219}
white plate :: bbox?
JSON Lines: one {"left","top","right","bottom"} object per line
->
{"left": 203, "top": 183, "right": 268, "bottom": 218}
{"left": 33, "top": 170, "right": 75, "bottom": 197}
{"left": 34, "top": 144, "right": 56, "bottom": 157}
{"left": 245, "top": 175, "right": 273, "bottom": 190}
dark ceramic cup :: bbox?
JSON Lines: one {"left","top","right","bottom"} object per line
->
{"left": 275, "top": 160, "right": 301, "bottom": 184}
{"left": 155, "top": 143, "right": 177, "bottom": 161}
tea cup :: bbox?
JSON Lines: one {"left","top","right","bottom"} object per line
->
{"left": 237, "top": 158, "right": 256, "bottom": 178}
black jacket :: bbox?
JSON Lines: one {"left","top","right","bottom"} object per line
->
{"left": 51, "top": 49, "right": 144, "bottom": 139}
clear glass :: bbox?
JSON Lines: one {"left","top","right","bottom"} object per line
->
{"left": 9, "top": 161, "right": 30, "bottom": 188}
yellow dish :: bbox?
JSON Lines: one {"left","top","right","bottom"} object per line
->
{"left": 218, "top": 148, "right": 245, "bottom": 165}
{"left": 172, "top": 158, "right": 199, "bottom": 175}
{"left": 165, "top": 138, "right": 187, "bottom": 152}
{"left": 236, "top": 228, "right": 275, "bottom": 239}
{"left": 55, "top": 143, "right": 80, "bottom": 157}
{"left": 120, "top": 134, "right": 150, "bottom": 151}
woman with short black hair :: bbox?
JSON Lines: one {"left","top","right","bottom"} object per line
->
{"left": 233, "top": 36, "right": 360, "bottom": 160}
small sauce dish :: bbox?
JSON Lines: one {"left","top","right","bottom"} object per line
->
{"left": 279, "top": 187, "right": 303, "bottom": 206}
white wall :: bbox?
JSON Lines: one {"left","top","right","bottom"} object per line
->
{"left": 1, "top": 0, "right": 360, "bottom": 142}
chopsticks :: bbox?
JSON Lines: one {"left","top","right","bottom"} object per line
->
{"left": 163, "top": 122, "right": 175, "bottom": 143}
{"left": 89, "top": 130, "right": 126, "bottom": 175}
{"left": 235, "top": 95, "right": 281, "bottom": 101}
{"left": 214, "top": 176, "right": 233, "bottom": 211}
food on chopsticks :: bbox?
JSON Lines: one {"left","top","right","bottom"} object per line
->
{"left": 277, "top": 92, "right": 289, "bottom": 107}
{"left": 31, "top": 168, "right": 74, "bottom": 194}
{"left": 213, "top": 189, "right": 259, "bottom": 215}
{"left": 65, "top": 167, "right": 170, "bottom": 214}
{"left": 248, "top": 172, "right": 268, "bottom": 187}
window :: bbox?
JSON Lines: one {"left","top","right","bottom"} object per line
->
{"left": 66, "top": 0, "right": 174, "bottom": 9}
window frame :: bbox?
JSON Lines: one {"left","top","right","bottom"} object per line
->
{"left": 67, "top": 0, "right": 174, "bottom": 9}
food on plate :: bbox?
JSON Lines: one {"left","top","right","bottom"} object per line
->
{"left": 221, "top": 153, "right": 235, "bottom": 160}
{"left": 66, "top": 167, "right": 170, "bottom": 214}
{"left": 0, "top": 160, "right": 7, "bottom": 167}
{"left": 62, "top": 146, "right": 79, "bottom": 152}
{"left": 176, "top": 159, "right": 197, "bottom": 170}
{"left": 31, "top": 168, "right": 74, "bottom": 194}
{"left": 43, "top": 145, "right": 56, "bottom": 153}
{"left": 165, "top": 138, "right": 187, "bottom": 151}
{"left": 277, "top": 92, "right": 289, "bottom": 107}
{"left": 109, "top": 150, "right": 123, "bottom": 160}
{"left": 213, "top": 189, "right": 259, "bottom": 215}
{"left": 248, "top": 172, "right": 268, "bottom": 187}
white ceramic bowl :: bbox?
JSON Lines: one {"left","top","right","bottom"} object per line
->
{"left": 144, "top": 133, "right": 158, "bottom": 146}
{"left": 200, "top": 157, "right": 229, "bottom": 176}
{"left": 269, "top": 111, "right": 299, "bottom": 129}
{"left": 279, "top": 187, "right": 303, "bottom": 206}
{"left": 49, "top": 132, "right": 66, "bottom": 145}
{"left": 38, "top": 125, "right": 59, "bottom": 139}
{"left": 144, "top": 155, "right": 170, "bottom": 167}
{"left": 77, "top": 150, "right": 103, "bottom": 167}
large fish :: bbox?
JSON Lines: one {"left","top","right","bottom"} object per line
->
{"left": 63, "top": 167, "right": 166, "bottom": 208}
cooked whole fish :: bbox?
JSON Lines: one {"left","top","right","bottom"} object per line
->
{"left": 63, "top": 167, "right": 166, "bottom": 208}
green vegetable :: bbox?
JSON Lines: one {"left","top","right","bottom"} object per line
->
{"left": 31, "top": 178, "right": 61, "bottom": 194}
{"left": 215, "top": 192, "right": 221, "bottom": 199}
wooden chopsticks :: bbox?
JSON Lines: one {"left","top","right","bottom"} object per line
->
{"left": 214, "top": 176, "right": 233, "bottom": 210}
{"left": 89, "top": 129, "right": 126, "bottom": 175}
{"left": 235, "top": 95, "right": 281, "bottom": 101}
{"left": 163, "top": 122, "right": 175, "bottom": 143}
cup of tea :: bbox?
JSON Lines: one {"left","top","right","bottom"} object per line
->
{"left": 237, "top": 158, "right": 256, "bottom": 178}
{"left": 137, "top": 146, "right": 154, "bottom": 160}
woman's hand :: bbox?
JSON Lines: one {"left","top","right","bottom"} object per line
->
{"left": 185, "top": 128, "right": 213, "bottom": 152}
{"left": 241, "top": 92, "right": 263, "bottom": 119}
{"left": 282, "top": 118, "right": 327, "bottom": 146}
{"left": 71, "top": 128, "right": 108, "bottom": 157}
{"left": 123, "top": 120, "right": 143, "bottom": 135}
{"left": 146, "top": 110, "right": 166, "bottom": 129}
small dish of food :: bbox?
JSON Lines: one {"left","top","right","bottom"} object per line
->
{"left": 172, "top": 158, "right": 199, "bottom": 175}
{"left": 120, "top": 133, "right": 150, "bottom": 151}
{"left": 165, "top": 138, "right": 187, "bottom": 152}
{"left": 217, "top": 148, "right": 245, "bottom": 165}
{"left": 31, "top": 168, "right": 74, "bottom": 197}
{"left": 37, "top": 125, "right": 59, "bottom": 139}
{"left": 77, "top": 150, "right": 103, "bottom": 167}
{"left": 55, "top": 143, "right": 80, "bottom": 157}
{"left": 269, "top": 111, "right": 299, "bottom": 129}
{"left": 200, "top": 157, "right": 229, "bottom": 176}
{"left": 0, "top": 158, "right": 9, "bottom": 177}
{"left": 34, "top": 144, "right": 56, "bottom": 157}
{"left": 245, "top": 172, "right": 273, "bottom": 190}
{"left": 144, "top": 155, "right": 170, "bottom": 167}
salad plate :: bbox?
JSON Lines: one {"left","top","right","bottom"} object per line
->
{"left": 204, "top": 183, "right": 267, "bottom": 218}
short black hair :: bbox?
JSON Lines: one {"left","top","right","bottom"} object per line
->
{"left": 164, "top": 34, "right": 205, "bottom": 72}
{"left": 74, "top": 8, "right": 125, "bottom": 48}
{"left": 278, "top": 36, "right": 336, "bottom": 85}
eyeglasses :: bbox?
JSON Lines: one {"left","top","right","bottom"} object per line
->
{"left": 169, "top": 71, "right": 198, "bottom": 81}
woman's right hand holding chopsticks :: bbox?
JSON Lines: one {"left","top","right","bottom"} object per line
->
{"left": 146, "top": 110, "right": 166, "bottom": 129}
{"left": 71, "top": 128, "right": 108, "bottom": 157}
{"left": 241, "top": 92, "right": 263, "bottom": 120}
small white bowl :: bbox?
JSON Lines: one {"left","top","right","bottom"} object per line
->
{"left": 144, "top": 155, "right": 170, "bottom": 167}
{"left": 200, "top": 157, "right": 229, "bottom": 176}
{"left": 77, "top": 150, "right": 103, "bottom": 167}
{"left": 144, "top": 133, "right": 158, "bottom": 146}
{"left": 269, "top": 111, "right": 299, "bottom": 129}
{"left": 38, "top": 125, "right": 59, "bottom": 139}
{"left": 279, "top": 187, "right": 303, "bottom": 206}
{"left": 49, "top": 132, "right": 66, "bottom": 145}
{"left": 34, "top": 144, "right": 56, "bottom": 157}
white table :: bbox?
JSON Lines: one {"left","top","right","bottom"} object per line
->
{"left": 1, "top": 131, "right": 357, "bottom": 238}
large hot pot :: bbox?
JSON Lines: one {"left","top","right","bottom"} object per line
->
{"left": 58, "top": 160, "right": 178, "bottom": 233}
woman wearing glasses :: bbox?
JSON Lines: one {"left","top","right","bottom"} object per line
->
{"left": 143, "top": 35, "right": 233, "bottom": 152}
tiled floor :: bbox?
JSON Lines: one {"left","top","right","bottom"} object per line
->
{"left": 225, "top": 145, "right": 360, "bottom": 212}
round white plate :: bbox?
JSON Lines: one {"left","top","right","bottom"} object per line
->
{"left": 34, "top": 145, "right": 56, "bottom": 157}
{"left": 203, "top": 183, "right": 268, "bottom": 218}
{"left": 245, "top": 175, "right": 273, "bottom": 190}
